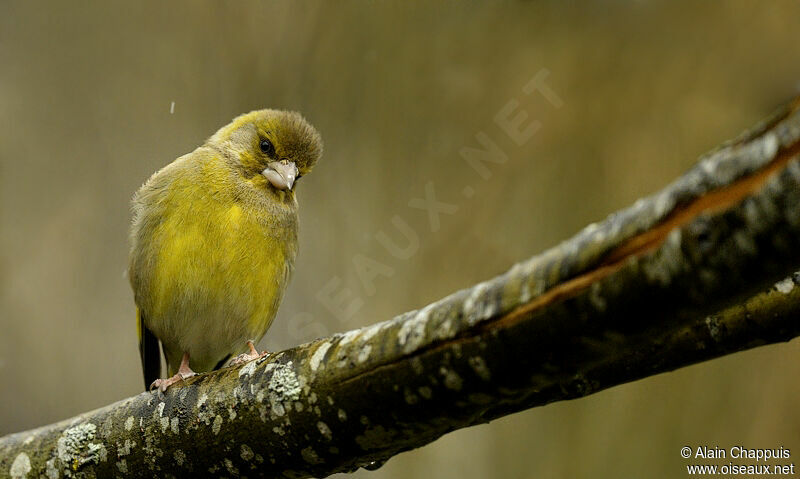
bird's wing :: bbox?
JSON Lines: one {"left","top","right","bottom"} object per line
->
{"left": 137, "top": 307, "right": 162, "bottom": 390}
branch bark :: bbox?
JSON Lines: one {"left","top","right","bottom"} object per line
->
{"left": 3, "top": 98, "right": 800, "bottom": 479}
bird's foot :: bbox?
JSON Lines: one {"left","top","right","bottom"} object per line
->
{"left": 150, "top": 353, "right": 197, "bottom": 393}
{"left": 149, "top": 371, "right": 196, "bottom": 393}
{"left": 229, "top": 340, "right": 270, "bottom": 366}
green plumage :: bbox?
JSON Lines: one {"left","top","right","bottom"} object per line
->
{"left": 129, "top": 110, "right": 322, "bottom": 389}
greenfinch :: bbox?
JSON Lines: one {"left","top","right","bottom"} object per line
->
{"left": 128, "top": 110, "right": 322, "bottom": 392}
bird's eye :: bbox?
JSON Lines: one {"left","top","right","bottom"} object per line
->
{"left": 260, "top": 138, "right": 275, "bottom": 157}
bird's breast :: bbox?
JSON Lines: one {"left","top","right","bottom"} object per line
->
{"left": 140, "top": 184, "right": 297, "bottom": 367}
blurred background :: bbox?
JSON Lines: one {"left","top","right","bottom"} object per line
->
{"left": 2, "top": 1, "right": 800, "bottom": 477}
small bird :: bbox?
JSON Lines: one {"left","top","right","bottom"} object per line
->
{"left": 129, "top": 109, "right": 322, "bottom": 392}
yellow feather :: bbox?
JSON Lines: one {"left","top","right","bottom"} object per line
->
{"left": 129, "top": 110, "right": 321, "bottom": 379}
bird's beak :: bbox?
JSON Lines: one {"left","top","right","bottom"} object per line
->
{"left": 262, "top": 160, "right": 298, "bottom": 191}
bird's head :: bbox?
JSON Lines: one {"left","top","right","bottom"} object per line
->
{"left": 210, "top": 109, "right": 322, "bottom": 192}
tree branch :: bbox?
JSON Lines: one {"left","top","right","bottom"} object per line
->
{"left": 3, "top": 98, "right": 800, "bottom": 479}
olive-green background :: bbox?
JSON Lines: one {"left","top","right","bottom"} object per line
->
{"left": 2, "top": 2, "right": 799, "bottom": 477}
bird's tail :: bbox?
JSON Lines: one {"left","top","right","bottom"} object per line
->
{"left": 137, "top": 308, "right": 162, "bottom": 390}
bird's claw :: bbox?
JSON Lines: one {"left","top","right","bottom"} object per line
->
{"left": 229, "top": 351, "right": 270, "bottom": 366}
{"left": 229, "top": 340, "right": 270, "bottom": 366}
{"left": 149, "top": 370, "right": 197, "bottom": 393}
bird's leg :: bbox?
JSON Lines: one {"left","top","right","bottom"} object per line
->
{"left": 229, "top": 340, "right": 270, "bottom": 366}
{"left": 149, "top": 352, "right": 197, "bottom": 393}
